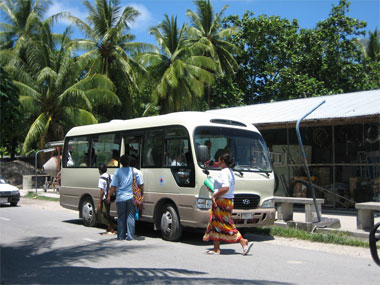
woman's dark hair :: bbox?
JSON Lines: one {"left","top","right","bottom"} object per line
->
{"left": 98, "top": 164, "right": 107, "bottom": 174}
{"left": 220, "top": 153, "right": 234, "bottom": 167}
{"left": 119, "top": 154, "right": 130, "bottom": 167}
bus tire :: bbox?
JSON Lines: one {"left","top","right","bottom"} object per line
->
{"left": 369, "top": 222, "right": 380, "bottom": 266}
{"left": 160, "top": 204, "right": 182, "bottom": 241}
{"left": 274, "top": 172, "right": 279, "bottom": 194}
{"left": 81, "top": 197, "right": 97, "bottom": 227}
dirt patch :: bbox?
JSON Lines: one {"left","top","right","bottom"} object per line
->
{"left": 0, "top": 160, "right": 40, "bottom": 187}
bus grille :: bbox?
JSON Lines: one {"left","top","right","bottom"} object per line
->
{"left": 234, "top": 194, "right": 260, "bottom": 209}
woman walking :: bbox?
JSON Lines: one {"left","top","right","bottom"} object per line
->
{"left": 203, "top": 153, "right": 253, "bottom": 255}
{"left": 107, "top": 155, "right": 144, "bottom": 240}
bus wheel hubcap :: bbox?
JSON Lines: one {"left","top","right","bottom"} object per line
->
{"left": 83, "top": 203, "right": 93, "bottom": 220}
{"left": 161, "top": 211, "right": 172, "bottom": 233}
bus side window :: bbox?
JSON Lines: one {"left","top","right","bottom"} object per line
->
{"left": 92, "top": 133, "right": 121, "bottom": 168}
{"left": 64, "top": 136, "right": 90, "bottom": 167}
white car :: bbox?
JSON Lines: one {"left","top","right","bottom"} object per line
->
{"left": 0, "top": 175, "right": 20, "bottom": 206}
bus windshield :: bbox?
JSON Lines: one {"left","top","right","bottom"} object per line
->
{"left": 194, "top": 126, "right": 272, "bottom": 172}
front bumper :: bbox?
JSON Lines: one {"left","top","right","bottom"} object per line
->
{"left": 232, "top": 208, "right": 276, "bottom": 228}
{"left": 0, "top": 194, "right": 20, "bottom": 204}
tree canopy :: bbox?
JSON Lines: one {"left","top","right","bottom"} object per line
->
{"left": 0, "top": 0, "right": 378, "bottom": 156}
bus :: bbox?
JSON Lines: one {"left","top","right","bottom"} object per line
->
{"left": 60, "top": 111, "right": 276, "bottom": 241}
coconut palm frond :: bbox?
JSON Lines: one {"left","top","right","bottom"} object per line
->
{"left": 122, "top": 42, "right": 160, "bottom": 55}
{"left": 67, "top": 15, "right": 97, "bottom": 40}
{"left": 63, "top": 107, "right": 98, "bottom": 126}
{"left": 21, "top": 112, "right": 51, "bottom": 154}
{"left": 37, "top": 66, "right": 57, "bottom": 84}
{"left": 85, "top": 88, "right": 121, "bottom": 107}
{"left": 19, "top": 95, "right": 39, "bottom": 114}
{"left": 13, "top": 80, "right": 41, "bottom": 101}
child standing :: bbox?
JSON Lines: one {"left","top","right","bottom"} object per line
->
{"left": 97, "top": 164, "right": 116, "bottom": 235}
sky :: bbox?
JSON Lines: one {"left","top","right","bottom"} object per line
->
{"left": 2, "top": 0, "right": 380, "bottom": 44}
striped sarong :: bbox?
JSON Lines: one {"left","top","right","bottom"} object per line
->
{"left": 203, "top": 197, "right": 242, "bottom": 243}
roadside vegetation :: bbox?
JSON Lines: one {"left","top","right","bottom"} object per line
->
{"left": 1, "top": 0, "right": 379, "bottom": 157}
{"left": 249, "top": 226, "right": 378, "bottom": 249}
{"left": 24, "top": 191, "right": 59, "bottom": 202}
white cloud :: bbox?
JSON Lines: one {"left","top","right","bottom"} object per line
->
{"left": 128, "top": 3, "right": 156, "bottom": 32}
{"left": 47, "top": 1, "right": 88, "bottom": 25}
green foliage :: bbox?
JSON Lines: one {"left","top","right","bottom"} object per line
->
{"left": 1, "top": 0, "right": 379, "bottom": 148}
{"left": 208, "top": 74, "right": 245, "bottom": 109}
{"left": 0, "top": 0, "right": 51, "bottom": 49}
{"left": 224, "top": 0, "right": 378, "bottom": 104}
{"left": 365, "top": 29, "right": 380, "bottom": 62}
{"left": 187, "top": 0, "right": 239, "bottom": 108}
{"left": 3, "top": 22, "right": 116, "bottom": 153}
{"left": 225, "top": 12, "right": 306, "bottom": 103}
{"left": 68, "top": 0, "right": 152, "bottom": 120}
{"left": 0, "top": 65, "right": 24, "bottom": 158}
{"left": 139, "top": 14, "right": 216, "bottom": 114}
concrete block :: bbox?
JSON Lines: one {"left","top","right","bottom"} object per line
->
{"left": 357, "top": 209, "right": 374, "bottom": 231}
{"left": 277, "top": 203, "right": 293, "bottom": 221}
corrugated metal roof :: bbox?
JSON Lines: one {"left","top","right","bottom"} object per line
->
{"left": 208, "top": 89, "right": 380, "bottom": 126}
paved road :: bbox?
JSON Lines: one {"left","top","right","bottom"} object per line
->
{"left": 1, "top": 198, "right": 379, "bottom": 284}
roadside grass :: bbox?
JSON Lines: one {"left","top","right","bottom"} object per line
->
{"left": 24, "top": 192, "right": 59, "bottom": 202}
{"left": 249, "top": 226, "right": 378, "bottom": 248}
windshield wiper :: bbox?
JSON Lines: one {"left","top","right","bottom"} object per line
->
{"left": 232, "top": 167, "right": 243, "bottom": 177}
{"left": 250, "top": 167, "right": 271, "bottom": 177}
{"left": 234, "top": 166, "right": 272, "bottom": 177}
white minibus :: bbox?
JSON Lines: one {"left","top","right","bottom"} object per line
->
{"left": 60, "top": 111, "right": 276, "bottom": 240}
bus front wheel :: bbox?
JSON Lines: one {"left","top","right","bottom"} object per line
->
{"left": 81, "top": 197, "right": 97, "bottom": 227}
{"left": 160, "top": 204, "right": 182, "bottom": 241}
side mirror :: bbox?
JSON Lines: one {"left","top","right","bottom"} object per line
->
{"left": 197, "top": 145, "right": 209, "bottom": 163}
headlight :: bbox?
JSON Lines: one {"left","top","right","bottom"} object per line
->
{"left": 195, "top": 198, "right": 212, "bottom": 209}
{"left": 11, "top": 190, "right": 19, "bottom": 195}
{"left": 261, "top": 199, "right": 274, "bottom": 208}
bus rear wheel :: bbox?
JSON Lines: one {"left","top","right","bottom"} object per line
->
{"left": 81, "top": 197, "right": 97, "bottom": 227}
{"left": 160, "top": 204, "right": 182, "bottom": 241}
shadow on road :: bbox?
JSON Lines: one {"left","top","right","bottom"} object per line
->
{"left": 62, "top": 219, "right": 275, "bottom": 246}
{"left": 1, "top": 236, "right": 290, "bottom": 284}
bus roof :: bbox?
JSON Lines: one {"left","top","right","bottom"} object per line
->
{"left": 65, "top": 111, "right": 260, "bottom": 137}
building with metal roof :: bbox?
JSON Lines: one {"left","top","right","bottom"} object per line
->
{"left": 208, "top": 89, "right": 380, "bottom": 129}
{"left": 209, "top": 90, "right": 380, "bottom": 209}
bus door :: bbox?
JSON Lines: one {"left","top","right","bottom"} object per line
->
{"left": 164, "top": 127, "right": 195, "bottom": 188}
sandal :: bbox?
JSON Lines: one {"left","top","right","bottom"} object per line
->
{"left": 205, "top": 250, "right": 220, "bottom": 255}
{"left": 242, "top": 242, "right": 253, "bottom": 255}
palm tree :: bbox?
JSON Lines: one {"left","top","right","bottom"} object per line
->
{"left": 0, "top": 0, "right": 48, "bottom": 49}
{"left": 68, "top": 0, "right": 152, "bottom": 119}
{"left": 8, "top": 24, "right": 120, "bottom": 154}
{"left": 138, "top": 14, "right": 215, "bottom": 114}
{"left": 358, "top": 29, "right": 380, "bottom": 63}
{"left": 186, "top": 0, "right": 239, "bottom": 107}
{"left": 0, "top": 0, "right": 67, "bottom": 53}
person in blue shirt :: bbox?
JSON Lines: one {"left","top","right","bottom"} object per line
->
{"left": 107, "top": 155, "right": 144, "bottom": 240}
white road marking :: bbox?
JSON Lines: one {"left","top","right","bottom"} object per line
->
{"left": 83, "top": 238, "right": 97, "bottom": 242}
{"left": 0, "top": 217, "right": 11, "bottom": 221}
{"left": 287, "top": 260, "right": 304, "bottom": 264}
